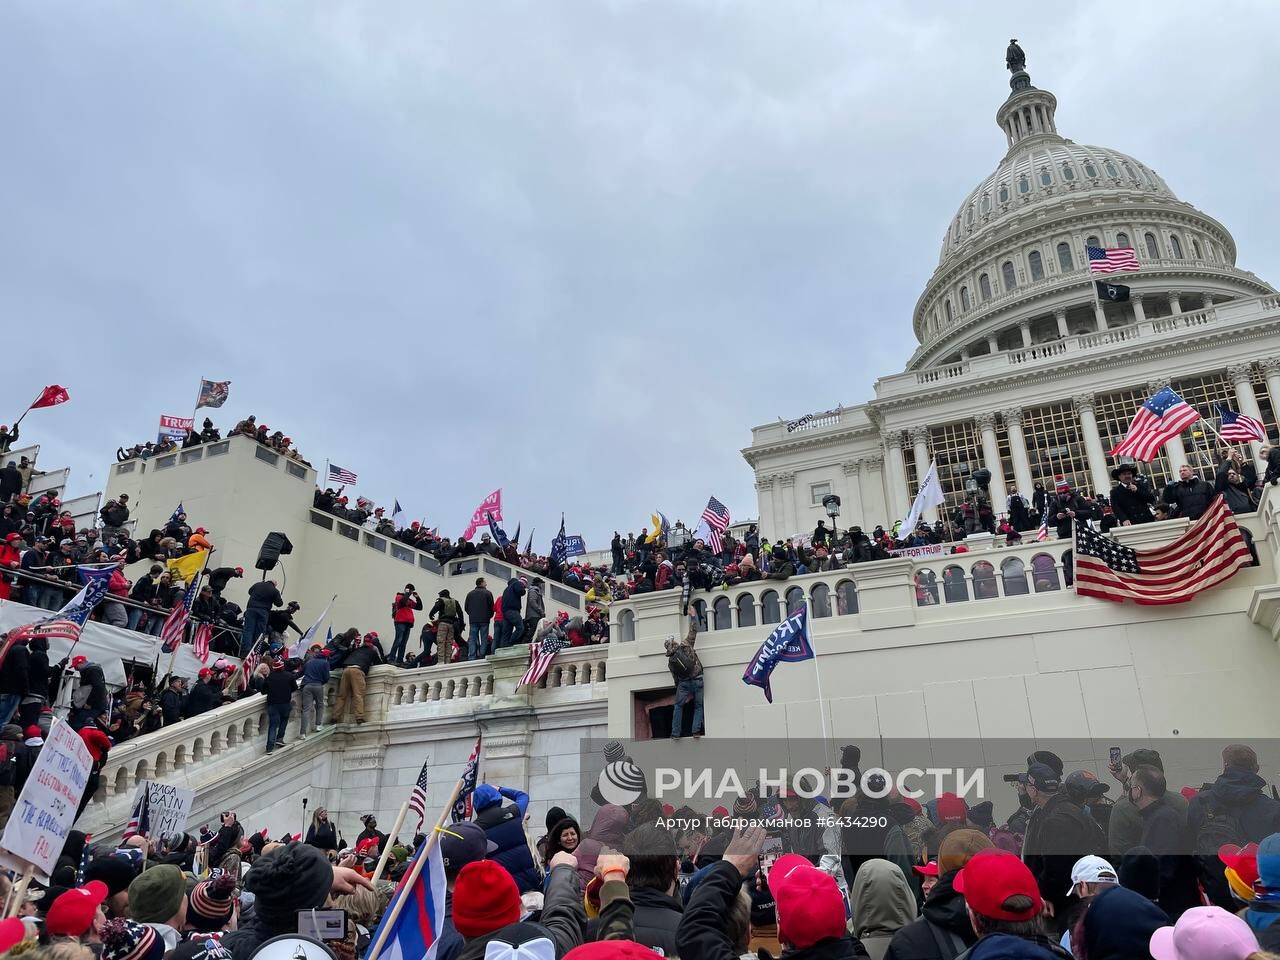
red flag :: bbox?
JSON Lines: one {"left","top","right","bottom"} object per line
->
{"left": 30, "top": 385, "right": 70, "bottom": 409}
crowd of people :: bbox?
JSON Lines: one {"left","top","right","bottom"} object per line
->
{"left": 116, "top": 416, "right": 311, "bottom": 467}
{"left": 3, "top": 735, "right": 1279, "bottom": 960}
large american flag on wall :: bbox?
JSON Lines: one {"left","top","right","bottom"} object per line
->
{"left": 1087, "top": 245, "right": 1140, "bottom": 273}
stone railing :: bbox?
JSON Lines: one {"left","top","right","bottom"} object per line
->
{"left": 112, "top": 433, "right": 315, "bottom": 484}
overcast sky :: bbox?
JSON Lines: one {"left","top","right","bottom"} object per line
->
{"left": 3, "top": 2, "right": 1278, "bottom": 547}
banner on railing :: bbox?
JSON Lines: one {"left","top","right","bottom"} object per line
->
{"left": 128, "top": 780, "right": 194, "bottom": 838}
{"left": 158, "top": 414, "right": 194, "bottom": 444}
{"left": 0, "top": 721, "right": 93, "bottom": 882}
{"left": 888, "top": 543, "right": 946, "bottom": 560}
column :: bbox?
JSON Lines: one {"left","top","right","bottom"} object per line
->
{"left": 1203, "top": 293, "right": 1215, "bottom": 310}
{"left": 778, "top": 473, "right": 797, "bottom": 538}
{"left": 908, "top": 426, "right": 936, "bottom": 522}
{"left": 1262, "top": 358, "right": 1280, "bottom": 435}
{"left": 881, "top": 431, "right": 910, "bottom": 521}
{"left": 1054, "top": 308, "right": 1069, "bottom": 338}
{"left": 960, "top": 347, "right": 971, "bottom": 360}
{"left": 1131, "top": 294, "right": 1146, "bottom": 324}
{"left": 1228, "top": 362, "right": 1265, "bottom": 457}
{"left": 1002, "top": 407, "right": 1034, "bottom": 498}
{"left": 1147, "top": 378, "right": 1188, "bottom": 471}
{"left": 1168, "top": 292, "right": 1182, "bottom": 315}
{"left": 986, "top": 334, "right": 1000, "bottom": 354}
{"left": 841, "top": 460, "right": 866, "bottom": 528}
{"left": 974, "top": 413, "right": 1009, "bottom": 510}
{"left": 861, "top": 454, "right": 889, "bottom": 528}
{"left": 1019, "top": 321, "right": 1032, "bottom": 348}
{"left": 1073, "top": 394, "right": 1112, "bottom": 496}
{"left": 755, "top": 476, "right": 776, "bottom": 542}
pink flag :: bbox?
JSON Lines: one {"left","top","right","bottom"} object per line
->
{"left": 461, "top": 489, "right": 502, "bottom": 541}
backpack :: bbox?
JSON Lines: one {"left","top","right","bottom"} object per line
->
{"left": 1195, "top": 797, "right": 1248, "bottom": 855}
{"left": 668, "top": 643, "right": 699, "bottom": 681}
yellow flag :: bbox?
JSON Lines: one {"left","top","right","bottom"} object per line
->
{"left": 167, "top": 550, "right": 207, "bottom": 585}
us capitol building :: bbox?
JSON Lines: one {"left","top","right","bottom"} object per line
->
{"left": 744, "top": 45, "right": 1279, "bottom": 535}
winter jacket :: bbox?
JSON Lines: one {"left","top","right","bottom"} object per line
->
{"left": 525, "top": 583, "right": 545, "bottom": 620}
{"left": 208, "top": 567, "right": 241, "bottom": 593}
{"left": 1078, "top": 885, "right": 1170, "bottom": 960}
{"left": 245, "top": 581, "right": 283, "bottom": 611}
{"left": 392, "top": 591, "right": 422, "bottom": 624}
{"left": 1187, "top": 768, "right": 1280, "bottom": 845}
{"left": 428, "top": 596, "right": 463, "bottom": 625}
{"left": 264, "top": 669, "right": 297, "bottom": 706}
{"left": 1162, "top": 477, "right": 1215, "bottom": 520}
{"left": 100, "top": 502, "right": 130, "bottom": 528}
{"left": 159, "top": 687, "right": 186, "bottom": 725}
{"left": 1108, "top": 478, "right": 1155, "bottom": 524}
{"left": 341, "top": 643, "right": 382, "bottom": 674}
{"left": 574, "top": 804, "right": 630, "bottom": 889}
{"left": 0, "top": 644, "right": 29, "bottom": 697}
{"left": 958, "top": 934, "right": 1071, "bottom": 959}
{"left": 626, "top": 885, "right": 683, "bottom": 955}
{"left": 183, "top": 680, "right": 223, "bottom": 718}
{"left": 1042, "top": 493, "right": 1093, "bottom": 540}
{"left": 267, "top": 609, "right": 301, "bottom": 636}
{"left": 0, "top": 465, "right": 20, "bottom": 501}
{"left": 500, "top": 577, "right": 526, "bottom": 616}
{"left": 301, "top": 656, "right": 330, "bottom": 686}
{"left": 852, "top": 859, "right": 918, "bottom": 960}
{"left": 1109, "top": 789, "right": 1187, "bottom": 856}
{"left": 305, "top": 821, "right": 337, "bottom": 851}
{"left": 676, "top": 860, "right": 759, "bottom": 960}
{"left": 885, "top": 871, "right": 978, "bottom": 960}
{"left": 464, "top": 587, "right": 494, "bottom": 623}
{"left": 455, "top": 865, "right": 584, "bottom": 959}
{"left": 473, "top": 784, "right": 541, "bottom": 893}
{"left": 1216, "top": 464, "right": 1259, "bottom": 514}
{"left": 1264, "top": 446, "right": 1280, "bottom": 486}
{"left": 1022, "top": 794, "right": 1106, "bottom": 915}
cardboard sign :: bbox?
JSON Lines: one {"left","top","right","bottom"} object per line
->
{"left": 0, "top": 722, "right": 94, "bottom": 881}
{"left": 130, "top": 780, "right": 195, "bottom": 839}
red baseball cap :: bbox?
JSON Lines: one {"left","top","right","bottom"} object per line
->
{"left": 913, "top": 859, "right": 940, "bottom": 877}
{"left": 767, "top": 854, "right": 847, "bottom": 949}
{"left": 937, "top": 792, "right": 968, "bottom": 825}
{"left": 954, "top": 849, "right": 1043, "bottom": 921}
{"left": 45, "top": 881, "right": 108, "bottom": 936}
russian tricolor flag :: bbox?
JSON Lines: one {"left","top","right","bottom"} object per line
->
{"left": 367, "top": 833, "right": 447, "bottom": 960}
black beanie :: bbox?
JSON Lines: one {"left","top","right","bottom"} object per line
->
{"left": 545, "top": 806, "right": 567, "bottom": 834}
{"left": 243, "top": 844, "right": 333, "bottom": 929}
{"left": 86, "top": 855, "right": 137, "bottom": 897}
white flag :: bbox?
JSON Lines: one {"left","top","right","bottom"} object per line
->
{"left": 290, "top": 594, "right": 336, "bottom": 659}
{"left": 902, "top": 461, "right": 945, "bottom": 533}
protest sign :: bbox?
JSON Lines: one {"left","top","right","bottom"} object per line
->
{"left": 128, "top": 780, "right": 195, "bottom": 839}
{"left": 889, "top": 543, "right": 946, "bottom": 559}
{"left": 158, "top": 414, "right": 194, "bottom": 444}
{"left": 0, "top": 721, "right": 93, "bottom": 882}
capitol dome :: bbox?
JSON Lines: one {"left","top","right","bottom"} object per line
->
{"left": 907, "top": 49, "right": 1271, "bottom": 371}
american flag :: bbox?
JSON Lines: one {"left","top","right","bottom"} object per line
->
{"left": 160, "top": 579, "right": 199, "bottom": 653}
{"left": 1075, "top": 497, "right": 1251, "bottom": 604}
{"left": 519, "top": 627, "right": 569, "bottom": 689}
{"left": 1218, "top": 404, "right": 1267, "bottom": 444}
{"left": 407, "top": 759, "right": 431, "bottom": 831}
{"left": 1109, "top": 387, "right": 1201, "bottom": 462}
{"left": 698, "top": 496, "right": 732, "bottom": 554}
{"left": 124, "top": 786, "right": 151, "bottom": 839}
{"left": 240, "top": 641, "right": 262, "bottom": 687}
{"left": 192, "top": 622, "right": 213, "bottom": 664}
{"left": 451, "top": 736, "right": 483, "bottom": 823}
{"left": 1087, "top": 245, "right": 1140, "bottom": 273}
{"left": 328, "top": 463, "right": 359, "bottom": 485}
{"left": 1035, "top": 517, "right": 1050, "bottom": 542}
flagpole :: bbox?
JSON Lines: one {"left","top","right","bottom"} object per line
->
{"left": 163, "top": 550, "right": 214, "bottom": 682}
{"left": 366, "top": 777, "right": 468, "bottom": 960}
{"left": 190, "top": 379, "right": 203, "bottom": 438}
{"left": 10, "top": 389, "right": 45, "bottom": 431}
{"left": 370, "top": 800, "right": 410, "bottom": 882}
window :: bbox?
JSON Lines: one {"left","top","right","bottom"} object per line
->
{"left": 713, "top": 596, "right": 732, "bottom": 630}
{"left": 310, "top": 512, "right": 334, "bottom": 530}
{"left": 155, "top": 454, "right": 177, "bottom": 471}
{"left": 979, "top": 273, "right": 992, "bottom": 301}
{"left": 1086, "top": 235, "right": 1100, "bottom": 250}
{"left": 1001, "top": 261, "right": 1017, "bottom": 290}
{"left": 945, "top": 299, "right": 953, "bottom": 323}
{"left": 972, "top": 561, "right": 998, "bottom": 600}
{"left": 810, "top": 482, "right": 832, "bottom": 506}
{"left": 1031, "top": 554, "right": 1060, "bottom": 592}
{"left": 206, "top": 441, "right": 230, "bottom": 457}
{"left": 1193, "top": 238, "right": 1203, "bottom": 259}
{"left": 617, "top": 609, "right": 636, "bottom": 643}
{"left": 1028, "top": 250, "right": 1044, "bottom": 281}
{"left": 811, "top": 583, "right": 832, "bottom": 618}
{"left": 998, "top": 183, "right": 1009, "bottom": 203}
{"left": 943, "top": 565, "right": 969, "bottom": 603}
{"left": 1061, "top": 162, "right": 1075, "bottom": 181}
{"left": 1104, "top": 159, "right": 1119, "bottom": 178}
{"left": 735, "top": 594, "right": 756, "bottom": 628}
{"left": 1018, "top": 174, "right": 1030, "bottom": 194}
{"left": 784, "top": 587, "right": 806, "bottom": 616}
{"left": 1056, "top": 242, "right": 1073, "bottom": 272}
{"left": 981, "top": 193, "right": 991, "bottom": 214}
{"left": 179, "top": 449, "right": 203, "bottom": 464}
{"left": 836, "top": 580, "right": 858, "bottom": 615}
{"left": 254, "top": 446, "right": 278, "bottom": 466}
{"left": 1121, "top": 161, "right": 1135, "bottom": 179}
{"left": 1170, "top": 234, "right": 1184, "bottom": 259}
{"left": 960, "top": 286, "right": 970, "bottom": 311}
{"left": 1039, "top": 167, "right": 1052, "bottom": 187}
{"left": 1144, "top": 232, "right": 1160, "bottom": 259}
{"left": 966, "top": 204, "right": 975, "bottom": 225}
{"left": 285, "top": 461, "right": 306, "bottom": 479}
{"left": 1001, "top": 557, "right": 1029, "bottom": 596}
{"left": 761, "top": 590, "right": 781, "bottom": 624}
{"left": 1083, "top": 159, "right": 1098, "bottom": 178}
{"left": 1115, "top": 231, "right": 1129, "bottom": 248}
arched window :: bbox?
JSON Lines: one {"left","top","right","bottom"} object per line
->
{"left": 981, "top": 193, "right": 991, "bottom": 214}
{"left": 966, "top": 204, "right": 975, "bottom": 225}
{"left": 811, "top": 583, "right": 832, "bottom": 618}
{"left": 1104, "top": 159, "right": 1119, "bottom": 178}
{"left": 915, "top": 570, "right": 939, "bottom": 606}
{"left": 784, "top": 587, "right": 806, "bottom": 616}
{"left": 998, "top": 183, "right": 1009, "bottom": 203}
{"left": 760, "top": 590, "right": 781, "bottom": 624}
{"left": 1031, "top": 554, "right": 1060, "bottom": 592}
{"left": 1121, "top": 160, "right": 1135, "bottom": 179}
{"left": 942, "top": 565, "right": 969, "bottom": 603}
{"left": 971, "top": 561, "right": 998, "bottom": 600}
{"left": 1086, "top": 235, "right": 1100, "bottom": 250}
{"left": 1018, "top": 174, "right": 1030, "bottom": 194}
{"left": 1116, "top": 231, "right": 1130, "bottom": 248}
{"left": 1144, "top": 232, "right": 1160, "bottom": 259}
{"left": 944, "top": 300, "right": 953, "bottom": 323}
{"left": 1170, "top": 234, "right": 1184, "bottom": 259}
{"left": 1001, "top": 261, "right": 1017, "bottom": 291}
{"left": 1057, "top": 242, "right": 1074, "bottom": 271}
{"left": 960, "top": 286, "right": 970, "bottom": 311}
{"left": 1061, "top": 162, "right": 1076, "bottom": 181}
{"left": 1001, "top": 557, "right": 1029, "bottom": 596}
{"left": 736, "top": 594, "right": 756, "bottom": 628}
{"left": 691, "top": 599, "right": 708, "bottom": 631}
{"left": 713, "top": 596, "right": 732, "bottom": 630}
{"left": 1083, "top": 159, "right": 1098, "bottom": 178}
{"left": 835, "top": 580, "right": 858, "bottom": 615}
{"left": 617, "top": 609, "right": 636, "bottom": 643}
{"left": 1192, "top": 237, "right": 1203, "bottom": 259}
{"left": 1028, "top": 250, "right": 1044, "bottom": 281}
{"left": 1039, "top": 167, "right": 1052, "bottom": 187}
{"left": 979, "top": 273, "right": 992, "bottom": 301}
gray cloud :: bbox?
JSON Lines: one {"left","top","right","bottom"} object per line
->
{"left": 2, "top": 1, "right": 1277, "bottom": 544}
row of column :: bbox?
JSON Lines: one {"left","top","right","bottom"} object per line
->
{"left": 891, "top": 358, "right": 1280, "bottom": 516}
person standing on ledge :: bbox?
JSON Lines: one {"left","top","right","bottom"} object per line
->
{"left": 389, "top": 584, "right": 422, "bottom": 665}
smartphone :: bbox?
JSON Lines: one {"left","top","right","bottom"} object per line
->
{"left": 1109, "top": 746, "right": 1122, "bottom": 767}
{"left": 759, "top": 836, "right": 784, "bottom": 877}
{"left": 297, "top": 909, "right": 347, "bottom": 941}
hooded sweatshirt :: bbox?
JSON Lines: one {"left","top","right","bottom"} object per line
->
{"left": 1080, "top": 884, "right": 1170, "bottom": 960}
{"left": 852, "top": 859, "right": 918, "bottom": 960}
{"left": 574, "top": 804, "right": 630, "bottom": 889}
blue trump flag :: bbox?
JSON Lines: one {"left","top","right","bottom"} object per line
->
{"left": 485, "top": 512, "right": 510, "bottom": 549}
{"left": 563, "top": 535, "right": 587, "bottom": 558}
{"left": 742, "top": 607, "right": 815, "bottom": 703}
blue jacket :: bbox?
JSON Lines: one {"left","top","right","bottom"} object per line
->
{"left": 301, "top": 656, "right": 331, "bottom": 686}
{"left": 501, "top": 578, "right": 526, "bottom": 615}
{"left": 473, "top": 784, "right": 540, "bottom": 893}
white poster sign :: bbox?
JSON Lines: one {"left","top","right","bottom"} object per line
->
{"left": 888, "top": 543, "right": 946, "bottom": 560}
{"left": 0, "top": 721, "right": 93, "bottom": 881}
{"left": 130, "top": 781, "right": 194, "bottom": 838}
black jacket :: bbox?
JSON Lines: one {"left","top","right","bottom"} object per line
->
{"left": 1215, "top": 464, "right": 1258, "bottom": 514}
{"left": 1043, "top": 493, "right": 1093, "bottom": 540}
{"left": 0, "top": 465, "right": 22, "bottom": 501}
{"left": 0, "top": 644, "right": 30, "bottom": 697}
{"left": 627, "top": 885, "right": 683, "bottom": 955}
{"left": 341, "top": 644, "right": 382, "bottom": 674}
{"left": 1022, "top": 793, "right": 1106, "bottom": 914}
{"left": 1162, "top": 477, "right": 1215, "bottom": 520}
{"left": 1187, "top": 768, "right": 1280, "bottom": 845}
{"left": 245, "top": 581, "right": 283, "bottom": 612}
{"left": 464, "top": 587, "right": 494, "bottom": 622}
{"left": 264, "top": 669, "right": 298, "bottom": 705}
{"left": 208, "top": 567, "right": 241, "bottom": 592}
{"left": 886, "top": 872, "right": 978, "bottom": 960}
{"left": 267, "top": 609, "right": 302, "bottom": 635}
{"left": 1109, "top": 478, "right": 1155, "bottom": 524}
{"left": 305, "top": 821, "right": 337, "bottom": 850}
{"left": 183, "top": 679, "right": 223, "bottom": 718}
{"left": 159, "top": 687, "right": 186, "bottom": 725}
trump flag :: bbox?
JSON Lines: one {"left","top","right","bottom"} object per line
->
{"left": 742, "top": 608, "right": 815, "bottom": 703}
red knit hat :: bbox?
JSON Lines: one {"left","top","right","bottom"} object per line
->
{"left": 954, "top": 849, "right": 1043, "bottom": 921}
{"left": 46, "top": 880, "right": 109, "bottom": 936}
{"left": 564, "top": 943, "right": 665, "bottom": 959}
{"left": 936, "top": 792, "right": 968, "bottom": 825}
{"left": 767, "top": 854, "right": 847, "bottom": 949}
{"left": 901, "top": 796, "right": 923, "bottom": 816}
{"left": 0, "top": 917, "right": 24, "bottom": 954}
{"left": 23, "top": 725, "right": 40, "bottom": 740}
{"left": 452, "top": 861, "right": 521, "bottom": 937}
